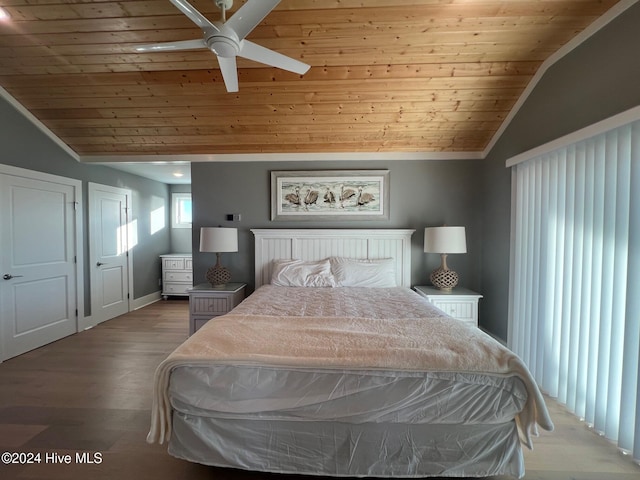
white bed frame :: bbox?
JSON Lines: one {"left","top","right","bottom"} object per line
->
{"left": 252, "top": 229, "right": 415, "bottom": 288}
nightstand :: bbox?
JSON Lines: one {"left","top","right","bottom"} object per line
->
{"left": 188, "top": 283, "right": 246, "bottom": 335}
{"left": 413, "top": 286, "right": 482, "bottom": 327}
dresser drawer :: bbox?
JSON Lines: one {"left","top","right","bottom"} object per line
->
{"left": 163, "top": 282, "right": 191, "bottom": 295}
{"left": 164, "top": 271, "right": 192, "bottom": 282}
{"left": 162, "top": 258, "right": 185, "bottom": 270}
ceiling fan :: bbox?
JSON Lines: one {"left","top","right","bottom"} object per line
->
{"left": 135, "top": 0, "right": 310, "bottom": 92}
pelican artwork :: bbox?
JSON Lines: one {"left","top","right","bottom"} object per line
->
{"left": 304, "top": 188, "right": 319, "bottom": 210}
{"left": 357, "top": 186, "right": 375, "bottom": 206}
{"left": 324, "top": 188, "right": 336, "bottom": 205}
{"left": 284, "top": 187, "right": 301, "bottom": 207}
{"left": 339, "top": 184, "right": 356, "bottom": 208}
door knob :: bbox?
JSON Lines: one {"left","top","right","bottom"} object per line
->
{"left": 3, "top": 274, "right": 24, "bottom": 280}
{"left": 96, "top": 262, "right": 107, "bottom": 266}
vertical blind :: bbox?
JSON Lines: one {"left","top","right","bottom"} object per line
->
{"left": 508, "top": 119, "right": 640, "bottom": 461}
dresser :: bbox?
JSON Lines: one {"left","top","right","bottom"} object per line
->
{"left": 188, "top": 283, "right": 247, "bottom": 335}
{"left": 413, "top": 286, "right": 482, "bottom": 327}
{"left": 160, "top": 254, "right": 193, "bottom": 299}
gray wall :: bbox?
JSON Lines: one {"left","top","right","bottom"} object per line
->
{"left": 191, "top": 160, "right": 483, "bottom": 293}
{"left": 480, "top": 2, "right": 640, "bottom": 340}
{"left": 0, "top": 96, "right": 172, "bottom": 314}
{"left": 3, "top": 2, "right": 638, "bottom": 332}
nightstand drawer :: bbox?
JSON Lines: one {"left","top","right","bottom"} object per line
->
{"left": 430, "top": 300, "right": 476, "bottom": 325}
{"left": 191, "top": 297, "right": 231, "bottom": 316}
{"left": 193, "top": 318, "right": 211, "bottom": 333}
{"left": 431, "top": 300, "right": 473, "bottom": 319}
{"left": 188, "top": 283, "right": 247, "bottom": 335}
{"left": 413, "top": 286, "right": 482, "bottom": 327}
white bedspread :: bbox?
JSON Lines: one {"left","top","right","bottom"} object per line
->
{"left": 147, "top": 286, "right": 553, "bottom": 447}
{"left": 230, "top": 285, "right": 448, "bottom": 319}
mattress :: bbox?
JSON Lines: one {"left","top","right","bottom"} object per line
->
{"left": 149, "top": 286, "right": 553, "bottom": 478}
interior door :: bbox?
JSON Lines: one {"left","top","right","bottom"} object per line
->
{"left": 89, "top": 183, "right": 131, "bottom": 326}
{"left": 0, "top": 173, "right": 78, "bottom": 360}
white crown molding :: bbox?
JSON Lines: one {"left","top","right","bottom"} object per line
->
{"left": 483, "top": 0, "right": 639, "bottom": 158}
{"left": 80, "top": 151, "right": 483, "bottom": 163}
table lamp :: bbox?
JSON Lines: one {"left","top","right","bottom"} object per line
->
{"left": 424, "top": 226, "right": 467, "bottom": 291}
{"left": 199, "top": 227, "right": 238, "bottom": 287}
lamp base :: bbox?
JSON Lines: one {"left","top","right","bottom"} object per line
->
{"left": 430, "top": 267, "right": 459, "bottom": 291}
{"left": 206, "top": 264, "right": 231, "bottom": 287}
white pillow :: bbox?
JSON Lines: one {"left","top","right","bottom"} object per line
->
{"left": 270, "top": 259, "right": 337, "bottom": 287}
{"left": 329, "top": 257, "right": 396, "bottom": 287}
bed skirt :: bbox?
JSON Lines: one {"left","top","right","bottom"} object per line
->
{"left": 168, "top": 413, "right": 524, "bottom": 478}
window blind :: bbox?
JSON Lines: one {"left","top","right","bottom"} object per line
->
{"left": 508, "top": 119, "right": 640, "bottom": 461}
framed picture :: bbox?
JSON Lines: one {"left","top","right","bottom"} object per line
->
{"left": 271, "top": 170, "right": 390, "bottom": 221}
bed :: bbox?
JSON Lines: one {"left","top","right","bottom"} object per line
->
{"left": 147, "top": 229, "right": 553, "bottom": 478}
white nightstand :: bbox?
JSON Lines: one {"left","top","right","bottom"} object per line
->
{"left": 188, "top": 283, "right": 246, "bottom": 335}
{"left": 413, "top": 286, "right": 482, "bottom": 327}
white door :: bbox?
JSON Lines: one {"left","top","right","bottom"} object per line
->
{"left": 89, "top": 183, "right": 131, "bottom": 326}
{"left": 0, "top": 173, "right": 78, "bottom": 360}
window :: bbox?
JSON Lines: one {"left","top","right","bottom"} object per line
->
{"left": 508, "top": 115, "right": 640, "bottom": 461}
{"left": 171, "top": 193, "right": 192, "bottom": 229}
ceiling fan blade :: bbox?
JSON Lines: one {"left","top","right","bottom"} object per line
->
{"left": 170, "top": 0, "right": 219, "bottom": 31}
{"left": 226, "top": 0, "right": 280, "bottom": 40}
{"left": 239, "top": 40, "right": 310, "bottom": 75}
{"left": 218, "top": 55, "right": 239, "bottom": 92}
{"left": 135, "top": 39, "right": 206, "bottom": 52}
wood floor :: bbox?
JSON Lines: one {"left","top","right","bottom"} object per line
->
{"left": 0, "top": 300, "right": 638, "bottom": 480}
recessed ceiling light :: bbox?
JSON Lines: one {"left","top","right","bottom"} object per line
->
{"left": 0, "top": 7, "right": 10, "bottom": 20}
{"left": 172, "top": 172, "right": 184, "bottom": 178}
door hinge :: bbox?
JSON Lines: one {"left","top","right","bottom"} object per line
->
{"left": 73, "top": 201, "right": 78, "bottom": 211}
{"left": 75, "top": 309, "right": 78, "bottom": 317}
{"left": 127, "top": 293, "right": 130, "bottom": 299}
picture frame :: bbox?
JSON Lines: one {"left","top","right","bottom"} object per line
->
{"left": 271, "top": 170, "right": 390, "bottom": 221}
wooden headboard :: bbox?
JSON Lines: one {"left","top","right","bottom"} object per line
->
{"left": 252, "top": 229, "right": 415, "bottom": 288}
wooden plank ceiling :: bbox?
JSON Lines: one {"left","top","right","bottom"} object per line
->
{"left": 0, "top": 0, "right": 621, "bottom": 157}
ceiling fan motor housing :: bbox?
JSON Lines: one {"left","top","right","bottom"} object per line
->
{"left": 206, "top": 32, "right": 239, "bottom": 57}
{"left": 202, "top": 21, "right": 240, "bottom": 57}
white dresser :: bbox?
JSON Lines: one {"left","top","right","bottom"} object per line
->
{"left": 160, "top": 254, "right": 193, "bottom": 299}
{"left": 413, "top": 286, "right": 482, "bottom": 327}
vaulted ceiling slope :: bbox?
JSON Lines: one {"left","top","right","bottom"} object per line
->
{"left": 0, "top": 0, "right": 623, "bottom": 158}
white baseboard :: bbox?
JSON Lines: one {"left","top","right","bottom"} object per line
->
{"left": 80, "top": 315, "right": 96, "bottom": 331}
{"left": 132, "top": 291, "right": 162, "bottom": 310}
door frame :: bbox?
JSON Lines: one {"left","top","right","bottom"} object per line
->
{"left": 0, "top": 163, "right": 85, "bottom": 361}
{"left": 88, "top": 182, "right": 133, "bottom": 328}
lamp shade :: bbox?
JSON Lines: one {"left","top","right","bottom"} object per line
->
{"left": 424, "top": 226, "right": 467, "bottom": 254}
{"left": 199, "top": 227, "right": 238, "bottom": 253}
